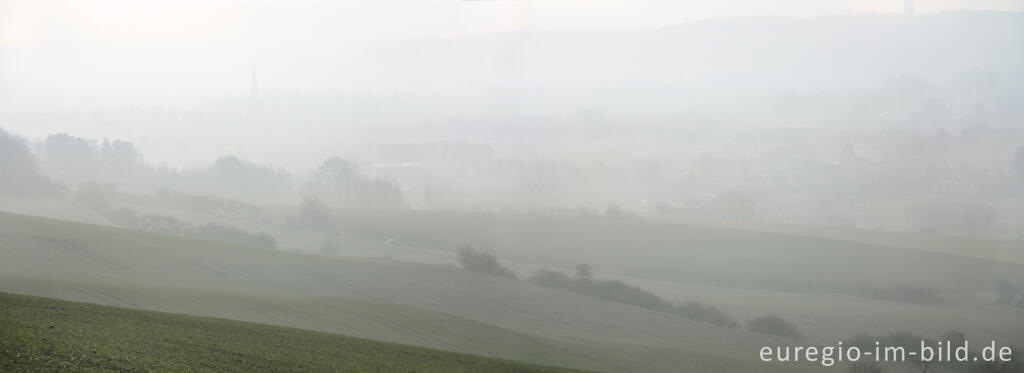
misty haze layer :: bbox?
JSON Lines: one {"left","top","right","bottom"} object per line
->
{"left": 1, "top": 3, "right": 1023, "bottom": 373}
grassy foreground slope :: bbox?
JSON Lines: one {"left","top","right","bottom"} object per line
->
{"left": 0, "top": 197, "right": 113, "bottom": 227}
{"left": 0, "top": 212, "right": 815, "bottom": 373}
{"left": 118, "top": 206, "right": 1024, "bottom": 345}
{"left": 0, "top": 291, "right": 585, "bottom": 373}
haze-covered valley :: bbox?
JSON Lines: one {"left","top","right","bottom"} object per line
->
{"left": 1, "top": 3, "right": 1023, "bottom": 373}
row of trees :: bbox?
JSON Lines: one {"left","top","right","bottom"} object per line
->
{"left": 906, "top": 198, "right": 999, "bottom": 237}
{"left": 453, "top": 249, "right": 760, "bottom": 332}
{"left": 4, "top": 129, "right": 408, "bottom": 210}
{"left": 528, "top": 264, "right": 746, "bottom": 330}
{"left": 132, "top": 214, "right": 277, "bottom": 249}
{"left": 0, "top": 129, "right": 66, "bottom": 197}
{"left": 37, "top": 132, "right": 296, "bottom": 204}
{"left": 456, "top": 250, "right": 807, "bottom": 337}
{"left": 746, "top": 315, "right": 803, "bottom": 339}
{"left": 456, "top": 247, "right": 517, "bottom": 278}
{"left": 40, "top": 133, "right": 145, "bottom": 187}
{"left": 528, "top": 264, "right": 672, "bottom": 313}
{"left": 72, "top": 182, "right": 277, "bottom": 248}
{"left": 304, "top": 157, "right": 405, "bottom": 210}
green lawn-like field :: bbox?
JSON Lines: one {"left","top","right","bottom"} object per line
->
{"left": 3, "top": 210, "right": 1021, "bottom": 373}
{"left": 0, "top": 291, "right": 586, "bottom": 373}
{"left": 0, "top": 211, "right": 815, "bottom": 373}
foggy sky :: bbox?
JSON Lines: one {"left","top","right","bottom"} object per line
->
{"left": 2, "top": 1, "right": 1023, "bottom": 169}
{"left": 6, "top": 1, "right": 1024, "bottom": 47}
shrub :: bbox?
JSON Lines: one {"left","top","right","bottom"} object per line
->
{"left": 604, "top": 204, "right": 634, "bottom": 219}
{"left": 456, "top": 246, "right": 516, "bottom": 278}
{"left": 189, "top": 223, "right": 277, "bottom": 249}
{"left": 0, "top": 128, "right": 66, "bottom": 197}
{"left": 155, "top": 189, "right": 261, "bottom": 217}
{"left": 746, "top": 315, "right": 803, "bottom": 339}
{"left": 527, "top": 269, "right": 572, "bottom": 289}
{"left": 321, "top": 236, "right": 341, "bottom": 255}
{"left": 530, "top": 269, "right": 668, "bottom": 310}
{"left": 136, "top": 215, "right": 185, "bottom": 235}
{"left": 575, "top": 263, "right": 593, "bottom": 281}
{"left": 527, "top": 265, "right": 738, "bottom": 328}
{"left": 574, "top": 279, "right": 670, "bottom": 311}
{"left": 298, "top": 195, "right": 332, "bottom": 232}
{"left": 134, "top": 215, "right": 276, "bottom": 249}
{"left": 671, "top": 301, "right": 739, "bottom": 329}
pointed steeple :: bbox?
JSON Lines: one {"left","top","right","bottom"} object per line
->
{"left": 250, "top": 64, "right": 260, "bottom": 101}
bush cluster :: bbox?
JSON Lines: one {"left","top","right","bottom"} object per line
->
{"left": 134, "top": 214, "right": 277, "bottom": 249}
{"left": 527, "top": 269, "right": 739, "bottom": 328}
{"left": 746, "top": 315, "right": 803, "bottom": 339}
{"left": 188, "top": 223, "right": 277, "bottom": 249}
{"left": 456, "top": 247, "right": 517, "bottom": 278}
{"left": 672, "top": 301, "right": 740, "bottom": 329}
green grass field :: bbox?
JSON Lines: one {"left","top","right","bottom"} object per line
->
{"left": 0, "top": 211, "right": 814, "bottom": 373}
{"left": 0, "top": 291, "right": 586, "bottom": 373}
{"left": 2, "top": 210, "right": 1021, "bottom": 372}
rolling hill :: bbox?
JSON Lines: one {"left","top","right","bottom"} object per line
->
{"left": 2, "top": 210, "right": 1022, "bottom": 372}
{"left": 0, "top": 211, "right": 814, "bottom": 373}
{"left": 322, "top": 208, "right": 1024, "bottom": 297}
{"left": 0, "top": 291, "right": 587, "bottom": 373}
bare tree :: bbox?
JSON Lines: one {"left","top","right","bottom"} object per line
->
{"left": 575, "top": 263, "right": 593, "bottom": 281}
{"left": 298, "top": 195, "right": 332, "bottom": 232}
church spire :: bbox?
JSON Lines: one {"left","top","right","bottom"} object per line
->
{"left": 250, "top": 64, "right": 260, "bottom": 101}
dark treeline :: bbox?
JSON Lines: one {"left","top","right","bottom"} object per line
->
{"left": 456, "top": 247, "right": 517, "bottom": 278}
{"left": 745, "top": 315, "right": 803, "bottom": 339}
{"left": 6, "top": 125, "right": 1024, "bottom": 241}
{"left": 37, "top": 131, "right": 294, "bottom": 204}
{"left": 528, "top": 266, "right": 740, "bottom": 329}
{"left": 326, "top": 208, "right": 1021, "bottom": 309}
{"left": 456, "top": 252, "right": 809, "bottom": 336}
{"left": 133, "top": 214, "right": 277, "bottom": 249}
{"left": 304, "top": 157, "right": 406, "bottom": 210}
{"left": 77, "top": 184, "right": 266, "bottom": 221}
{"left": 73, "top": 182, "right": 277, "bottom": 248}
{"left": 0, "top": 129, "right": 66, "bottom": 197}
{"left": 0, "top": 128, "right": 406, "bottom": 210}
{"left": 447, "top": 255, "right": 739, "bottom": 331}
